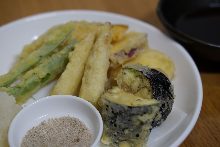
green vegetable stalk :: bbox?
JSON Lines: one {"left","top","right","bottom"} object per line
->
{"left": 16, "top": 21, "right": 75, "bottom": 61}
{"left": 0, "top": 31, "right": 72, "bottom": 87}
{"left": 5, "top": 41, "right": 76, "bottom": 104}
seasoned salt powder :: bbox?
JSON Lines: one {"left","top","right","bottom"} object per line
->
{"left": 21, "top": 116, "right": 93, "bottom": 147}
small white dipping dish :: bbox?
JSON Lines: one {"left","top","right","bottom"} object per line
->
{"left": 8, "top": 95, "right": 103, "bottom": 147}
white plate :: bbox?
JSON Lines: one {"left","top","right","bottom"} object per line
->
{"left": 0, "top": 10, "right": 203, "bottom": 147}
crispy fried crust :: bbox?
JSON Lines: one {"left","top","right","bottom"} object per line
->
{"left": 51, "top": 32, "right": 96, "bottom": 95}
{"left": 79, "top": 23, "right": 112, "bottom": 105}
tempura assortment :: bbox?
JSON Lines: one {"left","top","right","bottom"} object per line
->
{"left": 0, "top": 21, "right": 175, "bottom": 147}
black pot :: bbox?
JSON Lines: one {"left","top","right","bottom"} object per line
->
{"left": 157, "top": 0, "right": 220, "bottom": 66}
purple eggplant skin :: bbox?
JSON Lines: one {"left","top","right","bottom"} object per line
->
{"left": 118, "top": 64, "right": 174, "bottom": 127}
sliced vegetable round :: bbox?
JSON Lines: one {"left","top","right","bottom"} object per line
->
{"left": 99, "top": 87, "right": 160, "bottom": 146}
{"left": 117, "top": 64, "right": 174, "bottom": 127}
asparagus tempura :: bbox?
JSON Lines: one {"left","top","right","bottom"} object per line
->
{"left": 0, "top": 31, "right": 72, "bottom": 87}
{"left": 17, "top": 22, "right": 75, "bottom": 62}
{"left": 4, "top": 41, "right": 76, "bottom": 104}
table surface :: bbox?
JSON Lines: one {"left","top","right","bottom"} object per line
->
{"left": 0, "top": 0, "right": 219, "bottom": 146}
